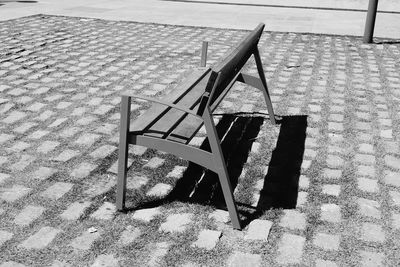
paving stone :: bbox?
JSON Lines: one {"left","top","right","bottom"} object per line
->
{"left": 315, "top": 259, "right": 338, "bottom": 267}
{"left": 159, "top": 213, "right": 192, "bottom": 233}
{"left": 56, "top": 101, "right": 72, "bottom": 109}
{"left": 328, "top": 122, "right": 343, "bottom": 132}
{"left": 59, "top": 127, "right": 80, "bottom": 138}
{"left": 0, "top": 133, "right": 13, "bottom": 144}
{"left": 37, "top": 110, "right": 54, "bottom": 121}
{"left": 166, "top": 166, "right": 186, "bottom": 179}
{"left": 48, "top": 118, "right": 68, "bottom": 128}
{"left": 357, "top": 198, "right": 381, "bottom": 219}
{"left": 326, "top": 155, "right": 344, "bottom": 168}
{"left": 227, "top": 252, "right": 262, "bottom": 267}
{"left": 359, "top": 143, "right": 374, "bottom": 154}
{"left": 360, "top": 250, "right": 384, "bottom": 267}
{"left": 90, "top": 145, "right": 116, "bottom": 158}
{"left": 0, "top": 156, "right": 7, "bottom": 166}
{"left": 91, "top": 202, "right": 116, "bottom": 220}
{"left": 244, "top": 219, "right": 272, "bottom": 241}
{"left": 7, "top": 141, "right": 30, "bottom": 152}
{"left": 381, "top": 129, "right": 393, "bottom": 139}
{"left": 37, "top": 141, "right": 59, "bottom": 153}
{"left": 92, "top": 104, "right": 114, "bottom": 115}
{"left": 60, "top": 201, "right": 91, "bottom": 220}
{"left": 392, "top": 212, "right": 400, "bottom": 230}
{"left": 313, "top": 232, "right": 340, "bottom": 251}
{"left": 384, "top": 141, "right": 399, "bottom": 154}
{"left": 192, "top": 229, "right": 221, "bottom": 250}
{"left": 357, "top": 177, "right": 378, "bottom": 193}
{"left": 276, "top": 233, "right": 305, "bottom": 265}
{"left": 19, "top": 226, "right": 61, "bottom": 249}
{"left": 75, "top": 133, "right": 101, "bottom": 147}
{"left": 296, "top": 191, "right": 308, "bottom": 208}
{"left": 0, "top": 261, "right": 27, "bottom": 267}
{"left": 40, "top": 182, "right": 73, "bottom": 200}
{"left": 357, "top": 165, "right": 375, "bottom": 177}
{"left": 322, "top": 184, "right": 341, "bottom": 197}
{"left": 355, "top": 154, "right": 375, "bottom": 165}
{"left": 390, "top": 190, "right": 400, "bottom": 206}
{"left": 14, "top": 205, "right": 45, "bottom": 226}
{"left": 0, "top": 173, "right": 10, "bottom": 185}
{"left": 118, "top": 225, "right": 141, "bottom": 246}
{"left": 304, "top": 148, "right": 317, "bottom": 158}
{"left": 323, "top": 168, "right": 342, "bottom": 179}
{"left": 147, "top": 242, "right": 169, "bottom": 267}
{"left": 361, "top": 222, "right": 385, "bottom": 243}
{"left": 384, "top": 171, "right": 400, "bottom": 187}
{"left": 143, "top": 157, "right": 165, "bottom": 169}
{"left": 146, "top": 183, "right": 172, "bottom": 197}
{"left": 27, "top": 130, "right": 49, "bottom": 140}
{"left": 385, "top": 155, "right": 400, "bottom": 170}
{"left": 70, "top": 230, "right": 101, "bottom": 250}
{"left": 280, "top": 209, "right": 306, "bottom": 230}
{"left": 94, "top": 123, "right": 117, "bottom": 135}
{"left": 33, "top": 166, "right": 56, "bottom": 180}
{"left": 320, "top": 204, "right": 341, "bottom": 223}
{"left": 0, "top": 230, "right": 13, "bottom": 246}
{"left": 70, "top": 162, "right": 96, "bottom": 179}
{"left": 3, "top": 111, "right": 26, "bottom": 124}
{"left": 132, "top": 207, "right": 161, "bottom": 222}
{"left": 53, "top": 149, "right": 79, "bottom": 162}
{"left": 250, "top": 142, "right": 261, "bottom": 154}
{"left": 132, "top": 145, "right": 147, "bottom": 156}
{"left": 209, "top": 209, "right": 230, "bottom": 224}
{"left": 0, "top": 185, "right": 31, "bottom": 202}
{"left": 299, "top": 175, "right": 309, "bottom": 189}
{"left": 10, "top": 155, "right": 35, "bottom": 171}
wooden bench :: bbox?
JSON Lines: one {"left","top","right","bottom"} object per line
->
{"left": 116, "top": 23, "right": 276, "bottom": 230}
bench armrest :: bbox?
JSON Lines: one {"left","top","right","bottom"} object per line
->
{"left": 121, "top": 93, "right": 202, "bottom": 119}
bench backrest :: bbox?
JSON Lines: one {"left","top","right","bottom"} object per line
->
{"left": 199, "top": 23, "right": 265, "bottom": 114}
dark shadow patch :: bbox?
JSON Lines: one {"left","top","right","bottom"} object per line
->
{"left": 375, "top": 41, "right": 400, "bottom": 44}
{"left": 122, "top": 115, "right": 306, "bottom": 230}
{"left": 128, "top": 113, "right": 264, "bottom": 211}
{"left": 241, "top": 115, "right": 307, "bottom": 226}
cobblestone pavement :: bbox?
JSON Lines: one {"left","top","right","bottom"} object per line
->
{"left": 0, "top": 15, "right": 400, "bottom": 266}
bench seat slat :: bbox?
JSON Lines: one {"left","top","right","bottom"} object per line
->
{"left": 144, "top": 85, "right": 204, "bottom": 139}
{"left": 166, "top": 107, "right": 204, "bottom": 144}
{"left": 130, "top": 69, "right": 210, "bottom": 133}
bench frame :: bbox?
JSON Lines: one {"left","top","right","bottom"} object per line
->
{"left": 116, "top": 23, "right": 275, "bottom": 230}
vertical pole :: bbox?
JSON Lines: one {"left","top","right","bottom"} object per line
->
{"left": 116, "top": 95, "right": 131, "bottom": 210}
{"left": 363, "top": 0, "right": 379, "bottom": 43}
{"left": 200, "top": 41, "right": 208, "bottom": 67}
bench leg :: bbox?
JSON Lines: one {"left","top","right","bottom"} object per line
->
{"left": 254, "top": 47, "right": 276, "bottom": 125}
{"left": 203, "top": 107, "right": 242, "bottom": 230}
{"left": 116, "top": 96, "right": 131, "bottom": 211}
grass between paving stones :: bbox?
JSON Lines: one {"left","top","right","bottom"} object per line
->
{"left": 1, "top": 14, "right": 400, "bottom": 266}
